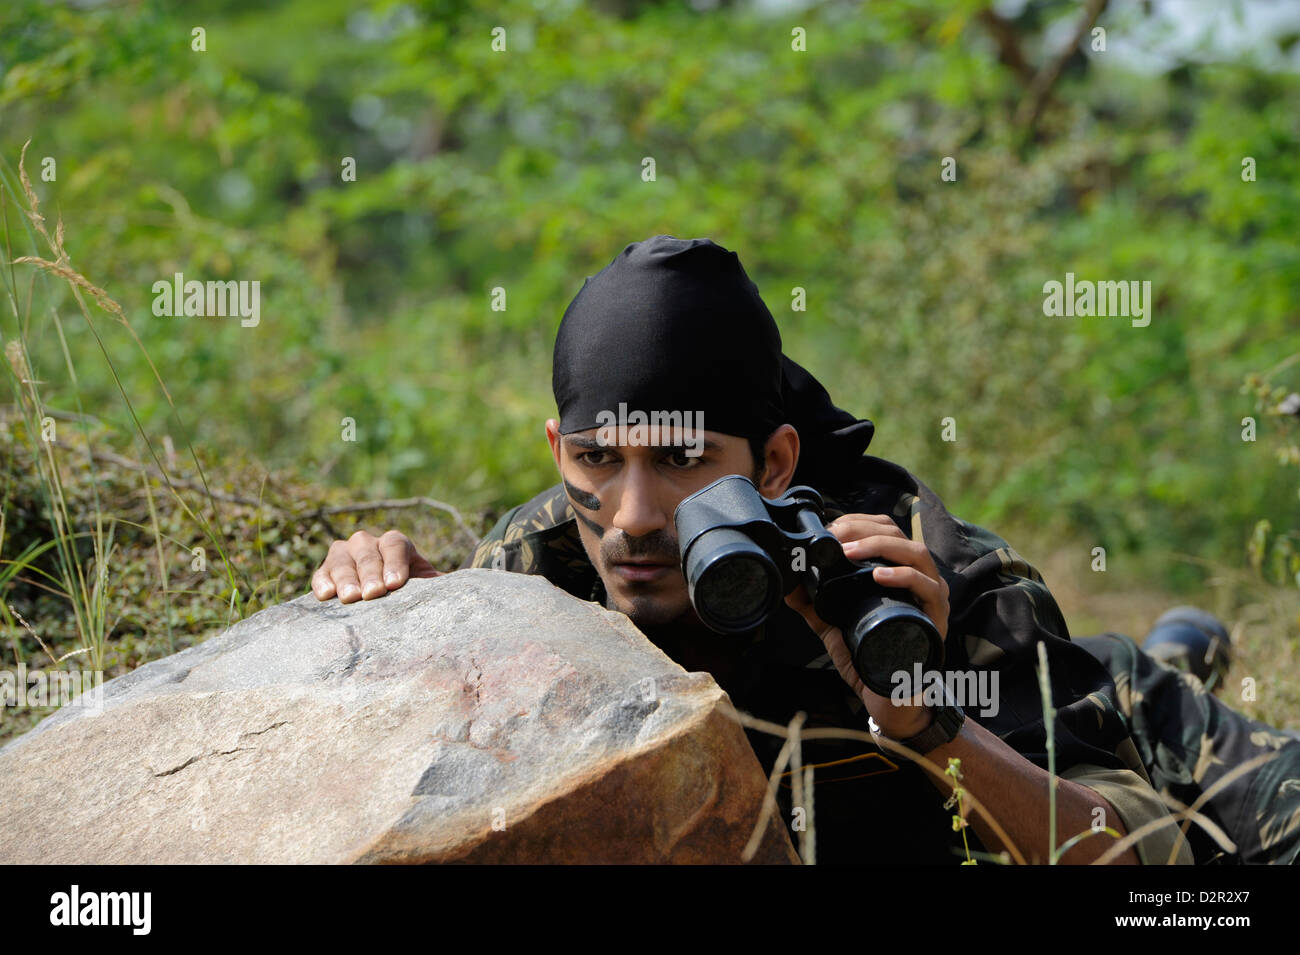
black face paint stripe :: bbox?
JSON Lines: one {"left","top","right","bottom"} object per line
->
{"left": 563, "top": 479, "right": 606, "bottom": 538}
{"left": 563, "top": 478, "right": 601, "bottom": 512}
{"left": 572, "top": 505, "right": 604, "bottom": 540}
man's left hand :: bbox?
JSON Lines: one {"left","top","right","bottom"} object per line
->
{"left": 784, "top": 513, "right": 950, "bottom": 740}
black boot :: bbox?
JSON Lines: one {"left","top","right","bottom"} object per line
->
{"left": 1141, "top": 605, "right": 1232, "bottom": 690}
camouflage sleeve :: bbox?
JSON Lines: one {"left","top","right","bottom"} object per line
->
{"left": 1060, "top": 763, "right": 1196, "bottom": 865}
{"left": 454, "top": 484, "right": 601, "bottom": 601}
{"left": 897, "top": 476, "right": 1146, "bottom": 777}
{"left": 825, "top": 460, "right": 1147, "bottom": 781}
{"left": 927, "top": 507, "right": 1199, "bottom": 864}
{"left": 459, "top": 505, "right": 522, "bottom": 571}
{"left": 827, "top": 458, "right": 1189, "bottom": 862}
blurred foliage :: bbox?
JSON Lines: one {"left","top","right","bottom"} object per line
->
{"left": 1, "top": 0, "right": 1298, "bottom": 603}
{"left": 1244, "top": 354, "right": 1300, "bottom": 589}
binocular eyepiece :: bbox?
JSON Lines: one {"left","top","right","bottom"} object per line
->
{"left": 673, "top": 474, "right": 944, "bottom": 697}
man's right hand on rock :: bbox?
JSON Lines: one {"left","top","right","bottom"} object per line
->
{"left": 311, "top": 530, "right": 442, "bottom": 602}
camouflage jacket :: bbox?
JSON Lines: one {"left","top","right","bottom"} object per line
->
{"left": 1077, "top": 632, "right": 1300, "bottom": 865}
{"left": 460, "top": 454, "right": 1194, "bottom": 865}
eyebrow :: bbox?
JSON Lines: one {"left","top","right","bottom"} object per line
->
{"left": 564, "top": 434, "right": 723, "bottom": 453}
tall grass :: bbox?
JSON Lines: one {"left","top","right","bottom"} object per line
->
{"left": 0, "top": 142, "right": 257, "bottom": 671}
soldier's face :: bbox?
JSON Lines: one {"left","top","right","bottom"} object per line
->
{"left": 544, "top": 419, "right": 763, "bottom": 629}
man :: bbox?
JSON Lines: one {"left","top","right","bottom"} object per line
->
{"left": 312, "top": 234, "right": 1194, "bottom": 865}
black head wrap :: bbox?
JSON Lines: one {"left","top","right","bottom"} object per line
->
{"left": 552, "top": 234, "right": 875, "bottom": 487}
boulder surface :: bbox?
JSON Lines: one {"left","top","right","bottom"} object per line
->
{"left": 0, "top": 569, "right": 798, "bottom": 864}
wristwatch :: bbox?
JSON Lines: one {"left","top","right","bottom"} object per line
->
{"left": 868, "top": 684, "right": 966, "bottom": 756}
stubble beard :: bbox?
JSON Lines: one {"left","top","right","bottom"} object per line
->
{"left": 603, "top": 581, "right": 692, "bottom": 630}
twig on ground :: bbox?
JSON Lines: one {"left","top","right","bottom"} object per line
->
{"left": 84, "top": 448, "right": 481, "bottom": 547}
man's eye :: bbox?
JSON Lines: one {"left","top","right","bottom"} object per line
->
{"left": 578, "top": 450, "right": 614, "bottom": 466}
{"left": 666, "top": 450, "right": 703, "bottom": 468}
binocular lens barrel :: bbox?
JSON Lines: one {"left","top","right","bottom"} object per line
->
{"left": 684, "top": 528, "right": 782, "bottom": 633}
{"left": 846, "top": 602, "right": 944, "bottom": 697}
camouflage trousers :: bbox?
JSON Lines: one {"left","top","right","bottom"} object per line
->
{"left": 1076, "top": 632, "right": 1300, "bottom": 865}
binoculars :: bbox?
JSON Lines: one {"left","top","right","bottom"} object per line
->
{"left": 673, "top": 474, "right": 944, "bottom": 697}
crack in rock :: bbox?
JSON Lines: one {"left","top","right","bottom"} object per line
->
{"left": 150, "top": 720, "right": 290, "bottom": 777}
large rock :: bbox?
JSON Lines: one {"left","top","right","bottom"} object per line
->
{"left": 0, "top": 569, "right": 797, "bottom": 864}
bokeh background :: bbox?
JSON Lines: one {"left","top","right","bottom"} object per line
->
{"left": 1, "top": 0, "right": 1298, "bottom": 740}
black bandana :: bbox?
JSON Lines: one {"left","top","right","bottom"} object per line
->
{"left": 552, "top": 234, "right": 875, "bottom": 487}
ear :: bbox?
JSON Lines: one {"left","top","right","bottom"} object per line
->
{"left": 756, "top": 424, "right": 799, "bottom": 498}
{"left": 546, "top": 419, "right": 563, "bottom": 472}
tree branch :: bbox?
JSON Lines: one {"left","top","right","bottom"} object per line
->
{"left": 86, "top": 448, "right": 480, "bottom": 548}
{"left": 1015, "top": 0, "right": 1108, "bottom": 135}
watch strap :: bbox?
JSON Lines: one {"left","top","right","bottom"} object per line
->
{"left": 869, "top": 685, "right": 967, "bottom": 755}
{"left": 897, "top": 702, "right": 966, "bottom": 755}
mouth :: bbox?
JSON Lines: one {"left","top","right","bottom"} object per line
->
{"left": 611, "top": 559, "right": 677, "bottom": 582}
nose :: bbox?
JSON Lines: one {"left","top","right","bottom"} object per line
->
{"left": 611, "top": 460, "right": 669, "bottom": 540}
